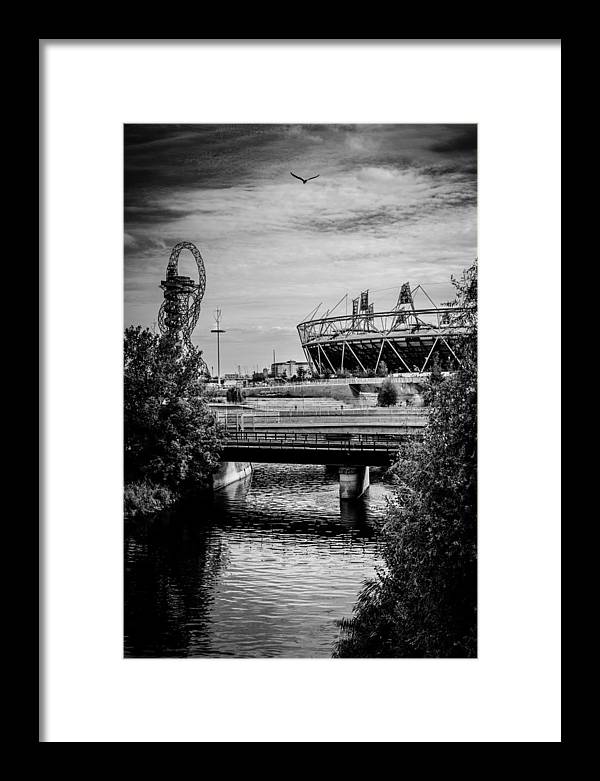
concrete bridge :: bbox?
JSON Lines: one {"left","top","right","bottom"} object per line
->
{"left": 222, "top": 431, "right": 414, "bottom": 466}
{"left": 214, "top": 408, "right": 429, "bottom": 499}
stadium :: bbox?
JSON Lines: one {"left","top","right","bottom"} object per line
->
{"left": 297, "top": 283, "right": 472, "bottom": 376}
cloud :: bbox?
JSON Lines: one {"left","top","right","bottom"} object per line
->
{"left": 125, "top": 125, "right": 477, "bottom": 371}
{"left": 430, "top": 125, "right": 478, "bottom": 154}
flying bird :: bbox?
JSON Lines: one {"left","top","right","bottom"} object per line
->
{"left": 290, "top": 171, "right": 320, "bottom": 184}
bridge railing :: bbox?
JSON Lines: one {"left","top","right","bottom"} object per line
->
{"left": 216, "top": 410, "right": 429, "bottom": 434}
{"left": 227, "top": 430, "right": 407, "bottom": 440}
{"left": 224, "top": 430, "right": 421, "bottom": 451}
{"left": 214, "top": 407, "right": 431, "bottom": 420}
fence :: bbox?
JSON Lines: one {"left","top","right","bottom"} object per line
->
{"left": 214, "top": 409, "right": 430, "bottom": 432}
{"left": 216, "top": 407, "right": 430, "bottom": 419}
{"left": 224, "top": 430, "right": 418, "bottom": 451}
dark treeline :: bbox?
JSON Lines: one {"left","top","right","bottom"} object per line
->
{"left": 335, "top": 260, "right": 477, "bottom": 657}
{"left": 124, "top": 328, "right": 222, "bottom": 517}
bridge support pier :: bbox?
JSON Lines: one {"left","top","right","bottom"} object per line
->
{"left": 213, "top": 461, "right": 252, "bottom": 490}
{"left": 339, "top": 465, "right": 370, "bottom": 500}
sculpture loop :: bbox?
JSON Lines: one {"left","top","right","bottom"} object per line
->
{"left": 158, "top": 242, "right": 208, "bottom": 372}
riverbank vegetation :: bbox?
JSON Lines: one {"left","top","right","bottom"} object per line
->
{"left": 335, "top": 261, "right": 477, "bottom": 657}
{"left": 377, "top": 377, "right": 398, "bottom": 406}
{"left": 124, "top": 327, "right": 222, "bottom": 518}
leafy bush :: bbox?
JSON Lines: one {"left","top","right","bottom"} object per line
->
{"left": 335, "top": 261, "right": 477, "bottom": 658}
{"left": 226, "top": 386, "right": 245, "bottom": 403}
{"left": 377, "top": 377, "right": 398, "bottom": 407}
{"left": 124, "top": 327, "right": 223, "bottom": 497}
{"left": 424, "top": 353, "right": 445, "bottom": 405}
{"left": 124, "top": 481, "right": 177, "bottom": 518}
{"left": 430, "top": 353, "right": 444, "bottom": 382}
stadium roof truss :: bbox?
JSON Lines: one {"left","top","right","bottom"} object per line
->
{"left": 297, "top": 284, "right": 472, "bottom": 376}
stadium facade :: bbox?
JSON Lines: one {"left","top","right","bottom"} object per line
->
{"left": 297, "top": 283, "right": 471, "bottom": 376}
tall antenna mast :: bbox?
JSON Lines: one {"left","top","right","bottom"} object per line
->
{"left": 210, "top": 309, "right": 226, "bottom": 386}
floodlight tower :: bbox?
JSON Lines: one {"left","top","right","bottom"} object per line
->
{"left": 211, "top": 309, "right": 226, "bottom": 386}
{"left": 392, "top": 281, "right": 416, "bottom": 328}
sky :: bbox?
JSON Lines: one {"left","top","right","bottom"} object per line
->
{"left": 124, "top": 124, "right": 477, "bottom": 375}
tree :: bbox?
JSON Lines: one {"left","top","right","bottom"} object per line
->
{"left": 430, "top": 353, "right": 443, "bottom": 382}
{"left": 335, "top": 260, "right": 477, "bottom": 658}
{"left": 376, "top": 360, "right": 388, "bottom": 377}
{"left": 124, "top": 327, "right": 222, "bottom": 497}
{"left": 377, "top": 377, "right": 398, "bottom": 407}
{"left": 226, "top": 385, "right": 244, "bottom": 403}
{"left": 423, "top": 353, "right": 445, "bottom": 405}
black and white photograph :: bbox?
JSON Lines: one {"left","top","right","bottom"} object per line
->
{"left": 124, "top": 123, "right": 478, "bottom": 658}
{"left": 41, "top": 39, "right": 561, "bottom": 742}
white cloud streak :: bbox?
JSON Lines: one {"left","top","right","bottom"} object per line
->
{"left": 125, "top": 125, "right": 477, "bottom": 372}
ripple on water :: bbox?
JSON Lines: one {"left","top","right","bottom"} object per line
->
{"left": 124, "top": 463, "right": 391, "bottom": 658}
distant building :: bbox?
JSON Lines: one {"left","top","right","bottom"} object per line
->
{"left": 271, "top": 359, "right": 310, "bottom": 379}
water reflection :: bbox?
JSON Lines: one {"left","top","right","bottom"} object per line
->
{"left": 124, "top": 463, "right": 390, "bottom": 658}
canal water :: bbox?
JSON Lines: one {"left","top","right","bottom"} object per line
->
{"left": 124, "top": 463, "right": 391, "bottom": 658}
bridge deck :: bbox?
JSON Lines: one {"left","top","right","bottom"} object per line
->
{"left": 222, "top": 431, "right": 421, "bottom": 466}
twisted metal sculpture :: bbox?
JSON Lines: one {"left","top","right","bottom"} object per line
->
{"left": 158, "top": 242, "right": 208, "bottom": 372}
